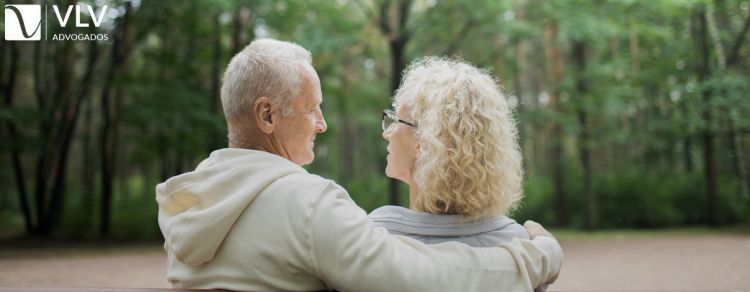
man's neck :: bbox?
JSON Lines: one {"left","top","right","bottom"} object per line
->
{"left": 229, "top": 136, "right": 291, "bottom": 163}
{"left": 230, "top": 140, "right": 269, "bottom": 153}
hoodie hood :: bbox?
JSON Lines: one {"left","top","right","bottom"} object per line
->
{"left": 156, "top": 148, "right": 305, "bottom": 266}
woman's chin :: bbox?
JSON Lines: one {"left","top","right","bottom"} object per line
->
{"left": 385, "top": 171, "right": 408, "bottom": 183}
{"left": 384, "top": 166, "right": 397, "bottom": 179}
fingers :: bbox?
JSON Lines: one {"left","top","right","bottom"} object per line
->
{"left": 524, "top": 220, "right": 553, "bottom": 239}
{"left": 524, "top": 221, "right": 562, "bottom": 286}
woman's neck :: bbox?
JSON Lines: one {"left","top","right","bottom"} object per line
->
{"left": 408, "top": 181, "right": 419, "bottom": 209}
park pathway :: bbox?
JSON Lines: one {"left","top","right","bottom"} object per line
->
{"left": 1, "top": 233, "right": 749, "bottom": 291}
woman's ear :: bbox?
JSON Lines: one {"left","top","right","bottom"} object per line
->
{"left": 253, "top": 97, "right": 275, "bottom": 134}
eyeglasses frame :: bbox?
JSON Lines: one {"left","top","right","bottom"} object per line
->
{"left": 382, "top": 109, "right": 417, "bottom": 131}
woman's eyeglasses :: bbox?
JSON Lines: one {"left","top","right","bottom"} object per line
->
{"left": 382, "top": 109, "right": 417, "bottom": 131}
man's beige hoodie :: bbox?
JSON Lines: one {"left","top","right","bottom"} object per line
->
{"left": 157, "top": 148, "right": 562, "bottom": 291}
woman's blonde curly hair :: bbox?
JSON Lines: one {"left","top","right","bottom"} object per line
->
{"left": 394, "top": 57, "right": 523, "bottom": 218}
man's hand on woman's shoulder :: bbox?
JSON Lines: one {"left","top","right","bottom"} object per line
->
{"left": 524, "top": 220, "right": 554, "bottom": 239}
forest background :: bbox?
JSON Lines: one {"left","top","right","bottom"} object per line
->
{"left": 1, "top": 0, "right": 749, "bottom": 239}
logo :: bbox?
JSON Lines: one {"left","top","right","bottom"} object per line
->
{"left": 4, "top": 4, "right": 110, "bottom": 42}
{"left": 5, "top": 4, "right": 42, "bottom": 41}
{"left": 50, "top": 4, "right": 109, "bottom": 41}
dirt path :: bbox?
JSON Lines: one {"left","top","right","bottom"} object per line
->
{"left": 555, "top": 233, "right": 750, "bottom": 291}
{"left": 0, "top": 246, "right": 170, "bottom": 288}
{"left": 1, "top": 233, "right": 749, "bottom": 291}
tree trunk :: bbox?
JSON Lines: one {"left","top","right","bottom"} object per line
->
{"left": 141, "top": 164, "right": 153, "bottom": 199}
{"left": 375, "top": 0, "right": 413, "bottom": 206}
{"left": 573, "top": 40, "right": 596, "bottom": 230}
{"left": 516, "top": 40, "right": 534, "bottom": 174}
{"left": 725, "top": 12, "right": 750, "bottom": 67}
{"left": 629, "top": 24, "right": 640, "bottom": 80}
{"left": 3, "top": 42, "right": 33, "bottom": 234}
{"left": 209, "top": 12, "right": 224, "bottom": 152}
{"left": 0, "top": 33, "right": 5, "bottom": 86}
{"left": 46, "top": 34, "right": 100, "bottom": 233}
{"left": 705, "top": 7, "right": 726, "bottom": 71}
{"left": 728, "top": 123, "right": 749, "bottom": 197}
{"left": 100, "top": 40, "right": 117, "bottom": 238}
{"left": 713, "top": 5, "right": 750, "bottom": 198}
{"left": 231, "top": 7, "right": 250, "bottom": 55}
{"left": 158, "top": 129, "right": 169, "bottom": 182}
{"left": 339, "top": 55, "right": 355, "bottom": 186}
{"left": 36, "top": 40, "right": 74, "bottom": 235}
{"left": 683, "top": 137, "right": 694, "bottom": 172}
{"left": 695, "top": 6, "right": 720, "bottom": 225}
{"left": 544, "top": 20, "right": 567, "bottom": 226}
{"left": 81, "top": 88, "right": 96, "bottom": 231}
{"left": 492, "top": 36, "right": 503, "bottom": 81}
{"left": 514, "top": 3, "right": 533, "bottom": 175}
{"left": 31, "top": 37, "right": 49, "bottom": 236}
{"left": 100, "top": 2, "right": 134, "bottom": 237}
{"left": 682, "top": 97, "right": 694, "bottom": 172}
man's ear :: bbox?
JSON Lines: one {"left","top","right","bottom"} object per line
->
{"left": 253, "top": 97, "right": 275, "bottom": 134}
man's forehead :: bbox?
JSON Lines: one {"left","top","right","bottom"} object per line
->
{"left": 305, "top": 68, "right": 323, "bottom": 104}
{"left": 301, "top": 63, "right": 319, "bottom": 80}
{"left": 311, "top": 92, "right": 323, "bottom": 107}
{"left": 300, "top": 71, "right": 322, "bottom": 106}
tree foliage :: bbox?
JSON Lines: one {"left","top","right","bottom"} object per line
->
{"left": 1, "top": 0, "right": 749, "bottom": 238}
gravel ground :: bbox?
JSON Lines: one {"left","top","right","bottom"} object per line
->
{"left": 554, "top": 233, "right": 750, "bottom": 291}
{"left": 0, "top": 246, "right": 170, "bottom": 289}
{"left": 1, "top": 233, "right": 749, "bottom": 291}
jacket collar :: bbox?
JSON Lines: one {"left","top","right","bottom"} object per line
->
{"left": 369, "top": 205, "right": 518, "bottom": 237}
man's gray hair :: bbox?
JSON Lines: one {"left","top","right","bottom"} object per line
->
{"left": 221, "top": 38, "right": 312, "bottom": 121}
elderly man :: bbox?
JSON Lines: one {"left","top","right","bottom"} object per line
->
{"left": 156, "top": 39, "right": 562, "bottom": 291}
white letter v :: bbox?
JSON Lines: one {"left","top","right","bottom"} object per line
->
{"left": 89, "top": 5, "right": 108, "bottom": 27}
{"left": 53, "top": 5, "right": 73, "bottom": 26}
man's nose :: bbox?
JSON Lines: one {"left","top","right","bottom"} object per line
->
{"left": 382, "top": 128, "right": 390, "bottom": 140}
{"left": 316, "top": 112, "right": 327, "bottom": 133}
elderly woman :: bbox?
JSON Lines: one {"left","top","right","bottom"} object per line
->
{"left": 370, "top": 57, "right": 527, "bottom": 247}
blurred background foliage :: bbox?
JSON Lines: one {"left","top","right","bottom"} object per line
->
{"left": 1, "top": 0, "right": 749, "bottom": 239}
